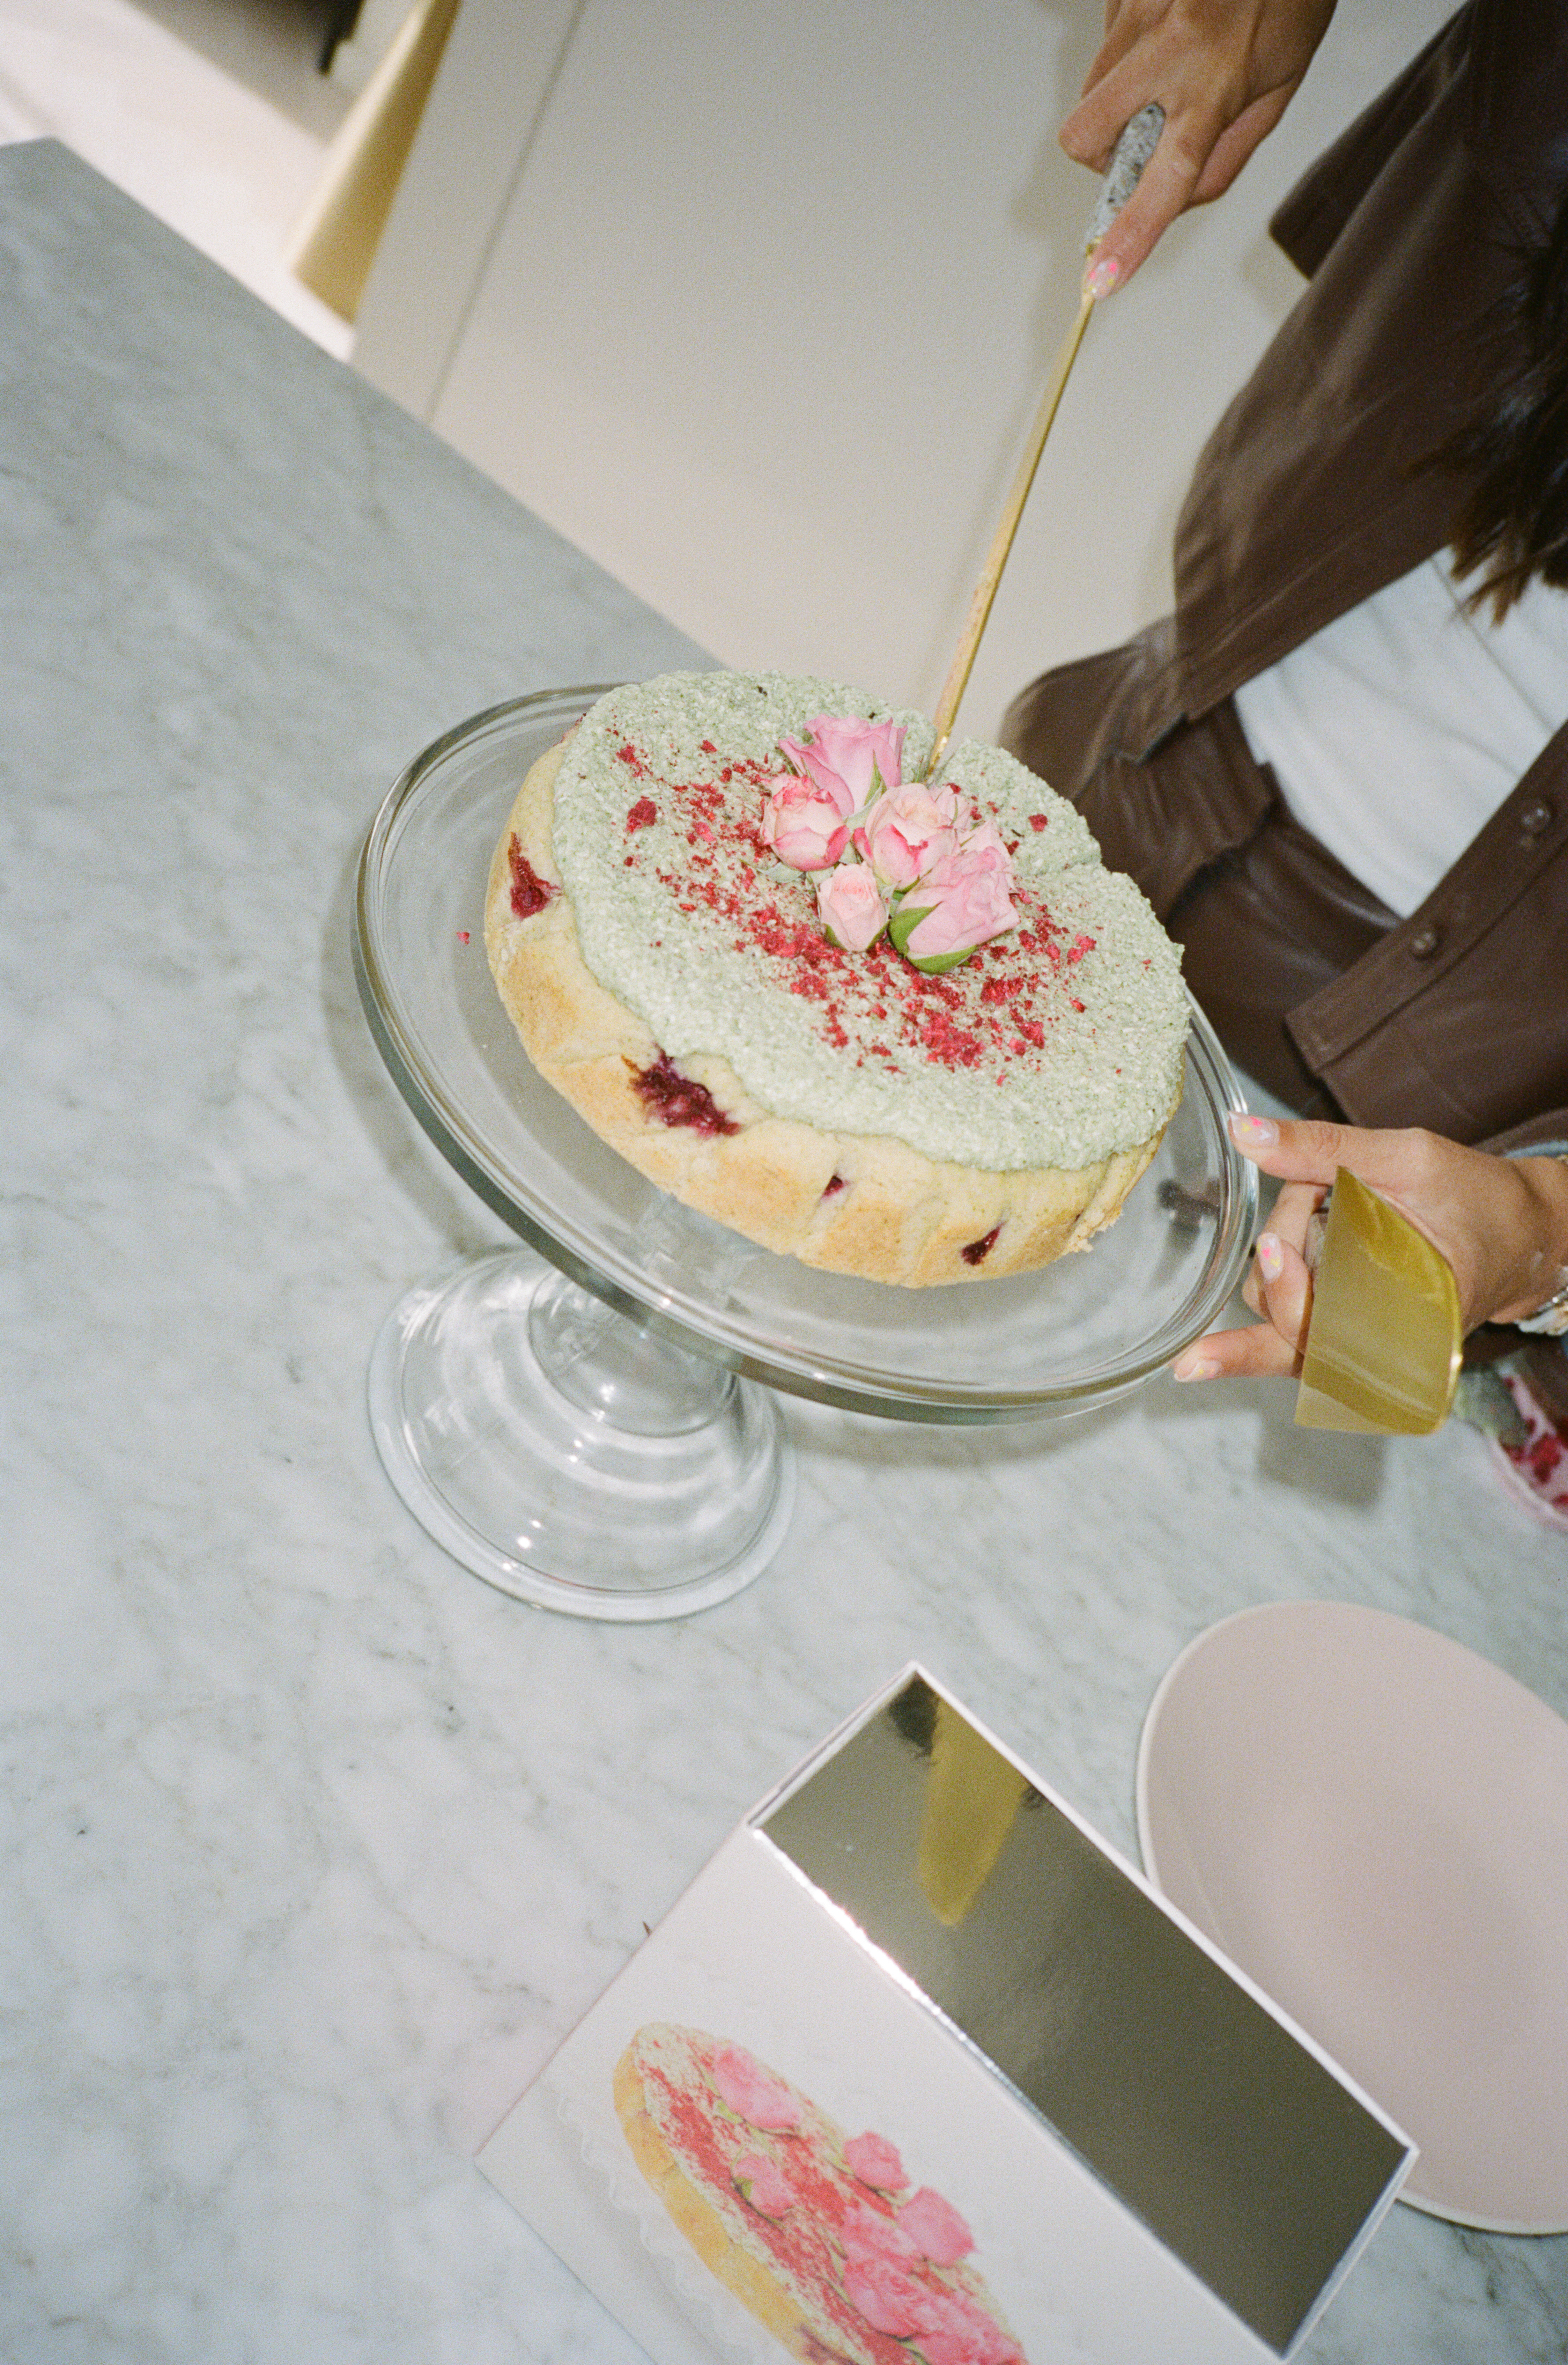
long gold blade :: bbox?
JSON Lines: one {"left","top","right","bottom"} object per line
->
{"left": 925, "top": 290, "right": 1094, "bottom": 780}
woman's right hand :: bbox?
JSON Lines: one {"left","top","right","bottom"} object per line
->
{"left": 1066, "top": 0, "right": 1338, "bottom": 296}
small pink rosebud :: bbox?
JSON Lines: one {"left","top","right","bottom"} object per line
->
{"left": 959, "top": 817, "right": 1010, "bottom": 863}
{"left": 897, "top": 2186, "right": 974, "bottom": 2265}
{"left": 779, "top": 714, "right": 907, "bottom": 811}
{"left": 841, "top": 2256, "right": 937, "bottom": 2338}
{"left": 841, "top": 2198, "right": 920, "bottom": 2266}
{"left": 816, "top": 860, "right": 888, "bottom": 951}
{"left": 844, "top": 2131, "right": 906, "bottom": 2190}
{"left": 732, "top": 2152, "right": 795, "bottom": 2217}
{"left": 913, "top": 2308, "right": 1026, "bottom": 2365}
{"left": 760, "top": 774, "right": 850, "bottom": 871}
{"left": 916, "top": 2292, "right": 1023, "bottom": 2365}
{"left": 892, "top": 842, "right": 1018, "bottom": 971}
{"left": 710, "top": 2043, "right": 803, "bottom": 2130}
{"left": 853, "top": 784, "right": 960, "bottom": 890}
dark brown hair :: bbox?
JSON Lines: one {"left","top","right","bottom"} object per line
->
{"left": 1441, "top": 184, "right": 1568, "bottom": 617}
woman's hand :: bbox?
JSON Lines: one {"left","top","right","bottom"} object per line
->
{"left": 1173, "top": 1114, "right": 1568, "bottom": 1382}
{"left": 1066, "top": 0, "right": 1338, "bottom": 297}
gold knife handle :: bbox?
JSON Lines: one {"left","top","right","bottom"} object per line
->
{"left": 1084, "top": 103, "right": 1166, "bottom": 252}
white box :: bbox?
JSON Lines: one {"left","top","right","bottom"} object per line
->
{"left": 479, "top": 1667, "right": 1413, "bottom": 2363}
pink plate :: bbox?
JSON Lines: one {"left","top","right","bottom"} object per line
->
{"left": 1138, "top": 1601, "right": 1568, "bottom": 2233}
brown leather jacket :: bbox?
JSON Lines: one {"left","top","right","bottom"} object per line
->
{"left": 1003, "top": 0, "right": 1568, "bottom": 1149}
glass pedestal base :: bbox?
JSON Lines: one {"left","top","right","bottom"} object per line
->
{"left": 368, "top": 1248, "right": 796, "bottom": 1620}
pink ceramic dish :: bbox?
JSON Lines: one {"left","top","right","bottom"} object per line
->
{"left": 1138, "top": 1600, "right": 1568, "bottom": 2234}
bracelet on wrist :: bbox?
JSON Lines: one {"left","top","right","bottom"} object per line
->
{"left": 1518, "top": 1274, "right": 1568, "bottom": 1336}
{"left": 1512, "top": 1150, "right": 1568, "bottom": 1336}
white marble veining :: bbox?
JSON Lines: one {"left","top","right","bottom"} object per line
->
{"left": 1, "top": 142, "right": 1565, "bottom": 2365}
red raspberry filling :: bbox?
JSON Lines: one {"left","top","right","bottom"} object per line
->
{"left": 631, "top": 1053, "right": 739, "bottom": 1137}
{"left": 961, "top": 1226, "right": 1000, "bottom": 1267}
{"left": 507, "top": 834, "right": 557, "bottom": 919}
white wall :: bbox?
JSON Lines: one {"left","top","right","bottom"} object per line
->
{"left": 354, "top": 0, "right": 1454, "bottom": 737}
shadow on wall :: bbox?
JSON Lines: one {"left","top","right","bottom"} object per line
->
{"left": 123, "top": 0, "right": 354, "bottom": 136}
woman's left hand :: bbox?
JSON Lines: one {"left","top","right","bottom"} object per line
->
{"left": 1172, "top": 1114, "right": 1568, "bottom": 1382}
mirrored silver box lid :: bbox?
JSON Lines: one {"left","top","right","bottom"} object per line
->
{"left": 755, "top": 1668, "right": 1411, "bottom": 2359}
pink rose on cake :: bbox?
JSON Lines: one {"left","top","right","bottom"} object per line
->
{"left": 760, "top": 775, "right": 851, "bottom": 871}
{"left": 710, "top": 2042, "right": 804, "bottom": 2130}
{"left": 760, "top": 715, "right": 1019, "bottom": 974}
{"left": 898, "top": 2186, "right": 974, "bottom": 2265}
{"left": 817, "top": 861, "right": 888, "bottom": 951}
{"left": 841, "top": 2253, "right": 940, "bottom": 2338}
{"left": 843, "top": 2130, "right": 907, "bottom": 2190}
{"left": 841, "top": 2197, "right": 922, "bottom": 2266}
{"left": 779, "top": 714, "right": 908, "bottom": 811}
{"left": 853, "top": 783, "right": 961, "bottom": 890}
{"left": 891, "top": 826, "right": 1019, "bottom": 974}
{"left": 914, "top": 2293, "right": 1026, "bottom": 2365}
{"left": 731, "top": 2152, "right": 795, "bottom": 2217}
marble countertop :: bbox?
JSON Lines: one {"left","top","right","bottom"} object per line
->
{"left": 3, "top": 141, "right": 1565, "bottom": 2365}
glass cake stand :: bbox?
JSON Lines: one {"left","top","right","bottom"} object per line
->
{"left": 354, "top": 687, "right": 1258, "bottom": 1620}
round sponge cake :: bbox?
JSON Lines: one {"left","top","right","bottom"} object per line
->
{"left": 612, "top": 2024, "right": 1026, "bottom": 2365}
{"left": 485, "top": 672, "right": 1186, "bottom": 1287}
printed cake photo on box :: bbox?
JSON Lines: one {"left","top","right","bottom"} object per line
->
{"left": 476, "top": 1669, "right": 1414, "bottom": 2365}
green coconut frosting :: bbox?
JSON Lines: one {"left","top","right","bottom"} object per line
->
{"left": 548, "top": 671, "right": 1187, "bottom": 1172}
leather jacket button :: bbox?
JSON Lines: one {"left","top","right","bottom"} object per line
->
{"left": 1520, "top": 798, "right": 1554, "bottom": 838}
{"left": 1409, "top": 923, "right": 1440, "bottom": 958}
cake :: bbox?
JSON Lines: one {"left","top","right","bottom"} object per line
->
{"left": 485, "top": 673, "right": 1186, "bottom": 1287}
{"left": 613, "top": 2023, "right": 1026, "bottom": 2365}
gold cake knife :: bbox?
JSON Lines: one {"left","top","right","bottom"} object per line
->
{"left": 925, "top": 104, "right": 1164, "bottom": 779}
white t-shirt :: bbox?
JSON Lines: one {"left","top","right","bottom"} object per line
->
{"left": 1232, "top": 550, "right": 1568, "bottom": 918}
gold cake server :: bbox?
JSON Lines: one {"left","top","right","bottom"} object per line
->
{"left": 925, "top": 103, "right": 1165, "bottom": 779}
{"left": 1295, "top": 1168, "right": 1464, "bottom": 1434}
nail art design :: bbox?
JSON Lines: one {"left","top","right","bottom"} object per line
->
{"left": 1230, "top": 1113, "right": 1279, "bottom": 1148}
{"left": 1083, "top": 256, "right": 1121, "bottom": 302}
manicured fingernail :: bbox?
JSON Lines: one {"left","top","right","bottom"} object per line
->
{"left": 1083, "top": 255, "right": 1120, "bottom": 301}
{"left": 1256, "top": 1231, "right": 1284, "bottom": 1283}
{"left": 1230, "top": 1113, "right": 1278, "bottom": 1148}
{"left": 1172, "top": 1352, "right": 1220, "bottom": 1382}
